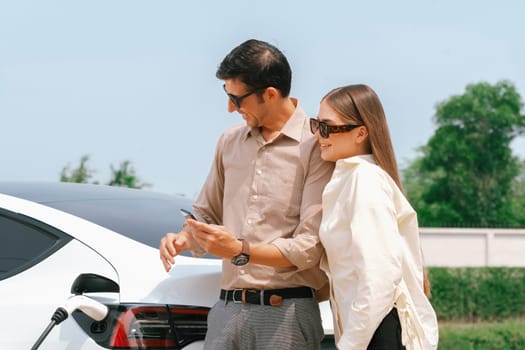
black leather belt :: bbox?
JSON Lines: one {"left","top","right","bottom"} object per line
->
{"left": 219, "top": 286, "right": 313, "bottom": 307}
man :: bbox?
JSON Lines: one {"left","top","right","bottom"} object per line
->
{"left": 159, "top": 39, "right": 333, "bottom": 350}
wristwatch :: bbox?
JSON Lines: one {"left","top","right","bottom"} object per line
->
{"left": 231, "top": 239, "right": 250, "bottom": 266}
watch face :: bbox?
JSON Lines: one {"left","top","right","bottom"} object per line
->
{"left": 231, "top": 253, "right": 249, "bottom": 266}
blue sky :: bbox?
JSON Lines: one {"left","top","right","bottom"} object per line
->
{"left": 1, "top": 0, "right": 524, "bottom": 197}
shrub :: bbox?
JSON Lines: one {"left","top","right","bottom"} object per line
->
{"left": 427, "top": 267, "right": 525, "bottom": 322}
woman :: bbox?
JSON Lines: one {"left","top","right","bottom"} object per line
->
{"left": 311, "top": 84, "right": 438, "bottom": 349}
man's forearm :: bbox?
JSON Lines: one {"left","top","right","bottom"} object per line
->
{"left": 249, "top": 243, "right": 294, "bottom": 268}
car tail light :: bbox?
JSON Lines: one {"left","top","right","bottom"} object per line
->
{"left": 72, "top": 303, "right": 209, "bottom": 349}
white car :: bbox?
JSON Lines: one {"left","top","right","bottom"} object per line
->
{"left": 0, "top": 182, "right": 334, "bottom": 349}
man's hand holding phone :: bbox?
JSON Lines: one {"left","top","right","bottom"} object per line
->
{"left": 158, "top": 209, "right": 198, "bottom": 272}
{"left": 186, "top": 219, "right": 242, "bottom": 260}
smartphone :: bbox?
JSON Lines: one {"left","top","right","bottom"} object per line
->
{"left": 179, "top": 208, "right": 196, "bottom": 220}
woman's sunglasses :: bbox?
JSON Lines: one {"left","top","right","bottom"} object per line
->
{"left": 309, "top": 118, "right": 362, "bottom": 138}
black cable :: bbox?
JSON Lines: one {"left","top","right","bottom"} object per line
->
{"left": 31, "top": 307, "right": 69, "bottom": 350}
{"left": 51, "top": 307, "right": 68, "bottom": 324}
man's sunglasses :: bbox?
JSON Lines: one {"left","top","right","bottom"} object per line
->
{"left": 309, "top": 118, "right": 363, "bottom": 138}
{"left": 223, "top": 84, "right": 266, "bottom": 109}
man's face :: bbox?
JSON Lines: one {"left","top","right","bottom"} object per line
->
{"left": 223, "top": 78, "right": 266, "bottom": 128}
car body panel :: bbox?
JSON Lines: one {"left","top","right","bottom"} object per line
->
{"left": 1, "top": 192, "right": 223, "bottom": 304}
{"left": 0, "top": 187, "right": 222, "bottom": 349}
{"left": 0, "top": 238, "right": 117, "bottom": 349}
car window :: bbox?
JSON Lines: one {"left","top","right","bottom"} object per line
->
{"left": 0, "top": 209, "right": 72, "bottom": 280}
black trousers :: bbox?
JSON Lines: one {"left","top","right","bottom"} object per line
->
{"left": 367, "top": 308, "right": 405, "bottom": 350}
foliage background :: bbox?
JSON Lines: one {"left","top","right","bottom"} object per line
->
{"left": 403, "top": 81, "right": 525, "bottom": 228}
{"left": 428, "top": 267, "right": 525, "bottom": 321}
{"left": 428, "top": 267, "right": 525, "bottom": 349}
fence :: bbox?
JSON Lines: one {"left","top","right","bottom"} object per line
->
{"left": 420, "top": 228, "right": 525, "bottom": 267}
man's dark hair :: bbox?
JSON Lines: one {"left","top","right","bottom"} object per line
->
{"left": 216, "top": 39, "right": 292, "bottom": 97}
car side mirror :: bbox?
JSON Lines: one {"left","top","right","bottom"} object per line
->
{"left": 70, "top": 273, "right": 119, "bottom": 295}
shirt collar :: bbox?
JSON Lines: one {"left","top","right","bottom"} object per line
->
{"left": 338, "top": 154, "right": 377, "bottom": 167}
{"left": 244, "top": 98, "right": 305, "bottom": 142}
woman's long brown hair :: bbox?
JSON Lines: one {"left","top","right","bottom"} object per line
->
{"left": 323, "top": 85, "right": 403, "bottom": 190}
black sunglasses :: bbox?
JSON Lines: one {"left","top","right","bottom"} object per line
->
{"left": 310, "top": 118, "right": 362, "bottom": 138}
{"left": 223, "top": 84, "right": 266, "bottom": 108}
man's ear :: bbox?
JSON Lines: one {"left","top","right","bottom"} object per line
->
{"left": 265, "top": 87, "right": 280, "bottom": 101}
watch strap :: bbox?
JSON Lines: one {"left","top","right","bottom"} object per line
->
{"left": 239, "top": 239, "right": 250, "bottom": 256}
{"left": 231, "top": 239, "right": 250, "bottom": 266}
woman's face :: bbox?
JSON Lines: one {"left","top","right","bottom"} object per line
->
{"left": 314, "top": 99, "right": 367, "bottom": 162}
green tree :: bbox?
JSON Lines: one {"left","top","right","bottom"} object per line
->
{"left": 510, "top": 160, "right": 525, "bottom": 225}
{"left": 404, "top": 81, "right": 525, "bottom": 227}
{"left": 107, "top": 160, "right": 151, "bottom": 189}
{"left": 60, "top": 156, "right": 150, "bottom": 189}
{"left": 60, "top": 154, "right": 98, "bottom": 184}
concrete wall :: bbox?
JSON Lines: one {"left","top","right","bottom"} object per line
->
{"left": 420, "top": 228, "right": 525, "bottom": 267}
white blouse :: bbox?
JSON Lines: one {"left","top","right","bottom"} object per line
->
{"left": 319, "top": 154, "right": 438, "bottom": 350}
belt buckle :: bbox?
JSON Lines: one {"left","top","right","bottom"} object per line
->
{"left": 232, "top": 289, "right": 244, "bottom": 304}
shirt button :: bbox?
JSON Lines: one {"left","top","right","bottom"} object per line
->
{"left": 252, "top": 195, "right": 258, "bottom": 201}
{"left": 240, "top": 269, "right": 246, "bottom": 275}
{"left": 256, "top": 169, "right": 262, "bottom": 175}
{"left": 247, "top": 219, "right": 252, "bottom": 225}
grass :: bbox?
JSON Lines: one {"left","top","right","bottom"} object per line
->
{"left": 438, "top": 319, "right": 525, "bottom": 350}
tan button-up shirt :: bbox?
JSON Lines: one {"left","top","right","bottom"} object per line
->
{"left": 193, "top": 100, "right": 334, "bottom": 290}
